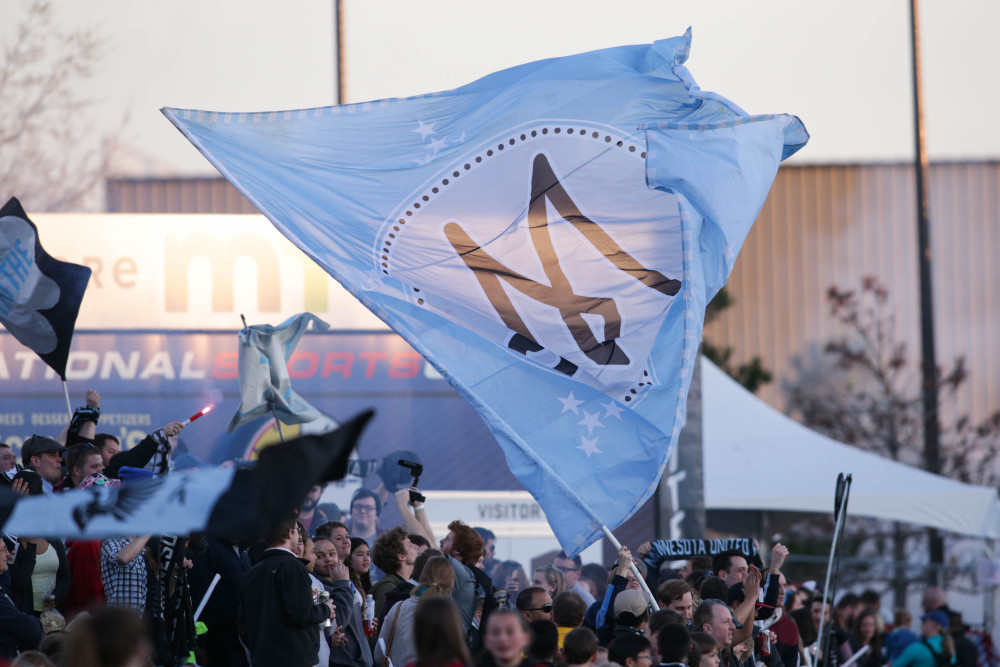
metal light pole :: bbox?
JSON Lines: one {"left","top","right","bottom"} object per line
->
{"left": 333, "top": 0, "right": 345, "bottom": 105}
{"left": 909, "top": 0, "right": 943, "bottom": 581}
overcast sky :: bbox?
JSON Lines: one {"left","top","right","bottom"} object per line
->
{"left": 5, "top": 0, "right": 1000, "bottom": 176}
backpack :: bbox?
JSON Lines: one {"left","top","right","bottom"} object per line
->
{"left": 923, "top": 639, "right": 951, "bottom": 667}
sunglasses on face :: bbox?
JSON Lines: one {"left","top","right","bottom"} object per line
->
{"left": 526, "top": 603, "right": 553, "bottom": 613}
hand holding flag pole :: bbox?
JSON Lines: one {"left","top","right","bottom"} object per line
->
{"left": 601, "top": 526, "right": 660, "bottom": 611}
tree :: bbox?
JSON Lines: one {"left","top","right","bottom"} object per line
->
{"left": 787, "top": 276, "right": 1000, "bottom": 601}
{"left": 0, "top": 0, "right": 115, "bottom": 211}
{"left": 703, "top": 287, "right": 773, "bottom": 394}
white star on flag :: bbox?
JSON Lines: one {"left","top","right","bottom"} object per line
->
{"left": 427, "top": 137, "right": 448, "bottom": 153}
{"left": 577, "top": 436, "right": 602, "bottom": 458}
{"left": 602, "top": 400, "right": 624, "bottom": 420}
{"left": 577, "top": 410, "right": 603, "bottom": 435}
{"left": 412, "top": 120, "right": 436, "bottom": 140}
{"left": 414, "top": 153, "right": 435, "bottom": 166}
{"left": 557, "top": 391, "right": 583, "bottom": 415}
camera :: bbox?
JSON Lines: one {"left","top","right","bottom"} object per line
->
{"left": 398, "top": 459, "right": 425, "bottom": 503}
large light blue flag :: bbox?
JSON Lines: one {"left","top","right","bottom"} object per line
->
{"left": 164, "top": 31, "right": 807, "bottom": 555}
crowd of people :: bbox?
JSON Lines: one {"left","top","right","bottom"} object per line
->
{"left": 0, "top": 391, "right": 992, "bottom": 667}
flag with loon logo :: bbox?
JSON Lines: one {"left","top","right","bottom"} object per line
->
{"left": 163, "top": 31, "right": 808, "bottom": 555}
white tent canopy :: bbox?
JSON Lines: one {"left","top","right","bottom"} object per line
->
{"left": 701, "top": 357, "right": 1000, "bottom": 539}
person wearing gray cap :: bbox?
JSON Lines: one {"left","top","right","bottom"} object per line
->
{"left": 20, "top": 435, "right": 66, "bottom": 494}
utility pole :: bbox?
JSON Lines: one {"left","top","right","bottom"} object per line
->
{"left": 334, "top": 0, "right": 345, "bottom": 104}
{"left": 909, "top": 0, "right": 943, "bottom": 582}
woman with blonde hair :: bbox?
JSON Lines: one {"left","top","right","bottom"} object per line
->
{"left": 532, "top": 565, "right": 565, "bottom": 598}
{"left": 375, "top": 556, "right": 455, "bottom": 667}
{"left": 894, "top": 610, "right": 953, "bottom": 667}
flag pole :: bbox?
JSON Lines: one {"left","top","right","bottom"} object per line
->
{"left": 61, "top": 379, "right": 72, "bottom": 423}
{"left": 601, "top": 525, "right": 661, "bottom": 611}
{"left": 272, "top": 405, "right": 286, "bottom": 444}
{"left": 816, "top": 473, "right": 852, "bottom": 664}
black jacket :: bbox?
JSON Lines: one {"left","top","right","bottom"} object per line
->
{"left": 0, "top": 586, "right": 42, "bottom": 659}
{"left": 237, "top": 548, "right": 329, "bottom": 667}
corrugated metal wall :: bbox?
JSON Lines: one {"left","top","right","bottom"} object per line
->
{"left": 106, "top": 164, "right": 1000, "bottom": 422}
{"left": 705, "top": 162, "right": 1000, "bottom": 423}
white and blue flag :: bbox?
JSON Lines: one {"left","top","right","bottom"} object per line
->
{"left": 164, "top": 31, "right": 807, "bottom": 555}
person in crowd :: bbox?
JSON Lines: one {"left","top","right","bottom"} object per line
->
{"left": 811, "top": 595, "right": 853, "bottom": 666}
{"left": 9, "top": 532, "right": 69, "bottom": 617}
{"left": 789, "top": 607, "right": 817, "bottom": 666}
{"left": 103, "top": 421, "right": 184, "bottom": 478}
{"left": 657, "top": 623, "right": 693, "bottom": 667}
{"left": 370, "top": 526, "right": 419, "bottom": 618}
{"left": 375, "top": 555, "right": 454, "bottom": 667}
{"left": 347, "top": 537, "right": 374, "bottom": 598}
{"left": 585, "top": 546, "right": 643, "bottom": 644}
{"left": 555, "top": 552, "right": 597, "bottom": 606}
{"left": 61, "top": 607, "right": 152, "bottom": 667}
{"left": 712, "top": 551, "right": 749, "bottom": 588}
{"left": 693, "top": 600, "right": 735, "bottom": 662}
{"left": 475, "top": 527, "right": 499, "bottom": 575}
{"left": 11, "top": 649, "right": 54, "bottom": 666}
{"left": 893, "top": 610, "right": 953, "bottom": 667}
{"left": 494, "top": 560, "right": 528, "bottom": 605}
{"left": 317, "top": 520, "right": 353, "bottom": 560}
{"left": 376, "top": 547, "right": 444, "bottom": 628}
{"left": 657, "top": 580, "right": 695, "bottom": 622}
{"left": 554, "top": 591, "right": 588, "bottom": 648}
{"left": 611, "top": 589, "right": 651, "bottom": 644}
{"left": 680, "top": 557, "right": 714, "bottom": 582}
{"left": 19, "top": 435, "right": 65, "bottom": 493}
{"left": 98, "top": 472, "right": 159, "bottom": 618}
{"left": 409, "top": 533, "right": 431, "bottom": 555}
{"left": 93, "top": 434, "right": 120, "bottom": 467}
{"left": 348, "top": 489, "right": 383, "bottom": 545}
{"left": 690, "top": 632, "right": 721, "bottom": 667}
{"left": 298, "top": 484, "right": 329, "bottom": 534}
{"left": 564, "top": 627, "right": 600, "bottom": 667}
{"left": 0, "top": 443, "right": 17, "bottom": 473}
{"left": 527, "top": 619, "right": 560, "bottom": 667}
{"left": 237, "top": 516, "right": 333, "bottom": 667}
{"left": 850, "top": 609, "right": 886, "bottom": 667}
{"left": 699, "top": 577, "right": 728, "bottom": 604}
{"left": 581, "top": 563, "right": 610, "bottom": 603}
{"left": 647, "top": 609, "right": 684, "bottom": 660}
{"left": 947, "top": 611, "right": 978, "bottom": 667}
{"left": 517, "top": 586, "right": 554, "bottom": 623}
{"left": 478, "top": 609, "right": 533, "bottom": 667}
{"left": 884, "top": 609, "right": 919, "bottom": 663}
{"left": 0, "top": 536, "right": 44, "bottom": 660}
{"left": 414, "top": 595, "right": 475, "bottom": 667}
{"left": 188, "top": 536, "right": 251, "bottom": 667}
{"left": 771, "top": 573, "right": 801, "bottom": 667}
{"left": 608, "top": 633, "right": 654, "bottom": 667}
{"left": 859, "top": 590, "right": 882, "bottom": 617}
{"left": 440, "top": 519, "right": 488, "bottom": 635}
{"left": 835, "top": 593, "right": 861, "bottom": 634}
{"left": 295, "top": 528, "right": 330, "bottom": 667}
{"left": 55, "top": 444, "right": 104, "bottom": 491}
{"left": 731, "top": 637, "right": 753, "bottom": 667}
{"left": 533, "top": 565, "right": 565, "bottom": 599}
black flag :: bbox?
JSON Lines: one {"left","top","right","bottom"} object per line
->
{"left": 0, "top": 197, "right": 91, "bottom": 379}
{"left": 0, "top": 410, "right": 374, "bottom": 541}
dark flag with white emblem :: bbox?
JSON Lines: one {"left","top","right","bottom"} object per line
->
{"left": 163, "top": 32, "right": 807, "bottom": 555}
{"left": 0, "top": 410, "right": 372, "bottom": 540}
{"left": 0, "top": 197, "right": 91, "bottom": 379}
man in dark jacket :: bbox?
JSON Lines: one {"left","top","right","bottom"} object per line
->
{"left": 238, "top": 517, "right": 333, "bottom": 667}
{"left": 0, "top": 536, "right": 43, "bottom": 660}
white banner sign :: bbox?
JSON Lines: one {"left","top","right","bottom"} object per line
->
{"left": 22, "top": 214, "right": 386, "bottom": 331}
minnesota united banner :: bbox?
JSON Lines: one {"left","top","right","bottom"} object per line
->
{"left": 0, "top": 197, "right": 91, "bottom": 379}
{"left": 164, "top": 32, "right": 808, "bottom": 555}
